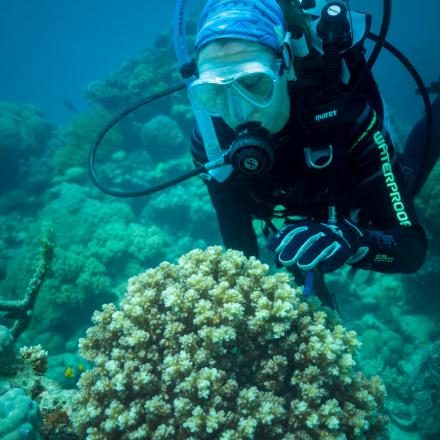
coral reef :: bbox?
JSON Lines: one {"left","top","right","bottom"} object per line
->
{"left": 371, "top": 339, "right": 440, "bottom": 438}
{"left": 329, "top": 267, "right": 440, "bottom": 439}
{"left": 0, "top": 387, "right": 42, "bottom": 439}
{"left": 51, "top": 108, "right": 123, "bottom": 174}
{"left": 83, "top": 26, "right": 194, "bottom": 174}
{"left": 1, "top": 15, "right": 437, "bottom": 440}
{"left": 74, "top": 247, "right": 386, "bottom": 439}
{"left": 0, "top": 223, "right": 55, "bottom": 340}
{"left": 11, "top": 181, "right": 208, "bottom": 350}
{"left": 0, "top": 326, "right": 79, "bottom": 439}
{"left": 85, "top": 28, "right": 185, "bottom": 118}
{"left": 400, "top": 254, "right": 440, "bottom": 313}
{"left": 46, "top": 352, "right": 89, "bottom": 390}
{"left": 359, "top": 326, "right": 404, "bottom": 369}
{"left": 20, "top": 345, "right": 49, "bottom": 375}
{"left": 416, "top": 160, "right": 440, "bottom": 245}
{"left": 143, "top": 178, "right": 219, "bottom": 242}
{"left": 0, "top": 325, "right": 20, "bottom": 376}
{"left": 0, "top": 101, "right": 54, "bottom": 191}
{"left": 140, "top": 114, "right": 185, "bottom": 162}
{"left": 1, "top": 172, "right": 215, "bottom": 354}
{"left": 410, "top": 339, "right": 440, "bottom": 436}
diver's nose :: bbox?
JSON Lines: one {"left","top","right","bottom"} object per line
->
{"left": 225, "top": 87, "right": 253, "bottom": 126}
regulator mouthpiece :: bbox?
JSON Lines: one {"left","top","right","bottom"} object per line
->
{"left": 227, "top": 123, "right": 275, "bottom": 176}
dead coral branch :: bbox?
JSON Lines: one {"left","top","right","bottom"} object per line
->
{"left": 0, "top": 223, "right": 55, "bottom": 341}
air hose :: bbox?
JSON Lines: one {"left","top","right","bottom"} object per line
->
{"left": 88, "top": 83, "right": 208, "bottom": 198}
{"left": 351, "top": 0, "right": 392, "bottom": 95}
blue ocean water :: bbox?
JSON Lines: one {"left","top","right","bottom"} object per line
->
{"left": 0, "top": 0, "right": 175, "bottom": 125}
{"left": 351, "top": 0, "right": 440, "bottom": 130}
{"left": 0, "top": 0, "right": 438, "bottom": 127}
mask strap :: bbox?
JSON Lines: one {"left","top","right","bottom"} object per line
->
{"left": 282, "top": 31, "right": 309, "bottom": 81}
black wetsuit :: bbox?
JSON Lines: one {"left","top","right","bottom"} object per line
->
{"left": 192, "top": 75, "right": 429, "bottom": 275}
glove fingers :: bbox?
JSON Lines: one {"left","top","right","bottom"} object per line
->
{"left": 274, "top": 226, "right": 308, "bottom": 253}
{"left": 297, "top": 239, "right": 341, "bottom": 271}
{"left": 319, "top": 247, "right": 352, "bottom": 272}
{"left": 267, "top": 225, "right": 300, "bottom": 251}
{"left": 278, "top": 231, "right": 324, "bottom": 266}
{"left": 269, "top": 219, "right": 366, "bottom": 274}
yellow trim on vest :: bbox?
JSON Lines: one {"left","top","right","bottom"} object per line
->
{"left": 349, "top": 111, "right": 378, "bottom": 153}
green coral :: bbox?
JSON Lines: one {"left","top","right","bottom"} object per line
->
{"left": 74, "top": 247, "right": 386, "bottom": 439}
{"left": 0, "top": 101, "right": 54, "bottom": 155}
{"left": 51, "top": 108, "right": 123, "bottom": 173}
{"left": 143, "top": 178, "right": 218, "bottom": 241}
{"left": 85, "top": 36, "right": 179, "bottom": 116}
{"left": 26, "top": 183, "right": 177, "bottom": 342}
{"left": 0, "top": 223, "right": 55, "bottom": 341}
{"left": 0, "top": 325, "right": 19, "bottom": 376}
{"left": 411, "top": 340, "right": 440, "bottom": 436}
{"left": 0, "top": 388, "right": 42, "bottom": 439}
{"left": 416, "top": 160, "right": 440, "bottom": 239}
{"left": 88, "top": 222, "right": 169, "bottom": 267}
{"left": 140, "top": 115, "right": 185, "bottom": 162}
{"left": 0, "top": 101, "right": 54, "bottom": 190}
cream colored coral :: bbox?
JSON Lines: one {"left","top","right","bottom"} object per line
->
{"left": 19, "top": 344, "right": 48, "bottom": 374}
{"left": 74, "top": 247, "right": 386, "bottom": 439}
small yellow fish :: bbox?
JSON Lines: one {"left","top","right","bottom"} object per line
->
{"left": 78, "top": 363, "right": 85, "bottom": 372}
{"left": 64, "top": 366, "right": 75, "bottom": 379}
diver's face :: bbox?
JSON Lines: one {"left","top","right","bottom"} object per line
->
{"left": 196, "top": 40, "right": 291, "bottom": 133}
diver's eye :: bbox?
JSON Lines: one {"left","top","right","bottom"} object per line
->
{"left": 235, "top": 73, "right": 274, "bottom": 103}
{"left": 238, "top": 74, "right": 261, "bottom": 89}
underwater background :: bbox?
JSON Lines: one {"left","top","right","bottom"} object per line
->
{"left": 0, "top": 0, "right": 439, "bottom": 438}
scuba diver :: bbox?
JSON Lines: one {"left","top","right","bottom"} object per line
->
{"left": 89, "top": 0, "right": 439, "bottom": 309}
{"left": 188, "top": 0, "right": 432, "bottom": 308}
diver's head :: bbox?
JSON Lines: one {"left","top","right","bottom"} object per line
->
{"left": 190, "top": 0, "right": 293, "bottom": 134}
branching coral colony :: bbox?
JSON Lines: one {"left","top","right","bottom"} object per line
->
{"left": 74, "top": 246, "right": 387, "bottom": 440}
{"left": 0, "top": 223, "right": 55, "bottom": 341}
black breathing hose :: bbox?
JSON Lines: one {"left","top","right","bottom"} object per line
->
{"left": 88, "top": 83, "right": 208, "bottom": 198}
{"left": 351, "top": 0, "right": 392, "bottom": 96}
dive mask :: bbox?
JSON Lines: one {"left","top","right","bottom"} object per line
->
{"left": 188, "top": 59, "right": 284, "bottom": 118}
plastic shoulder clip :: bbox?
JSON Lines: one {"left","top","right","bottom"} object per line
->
{"left": 290, "top": 33, "right": 310, "bottom": 58}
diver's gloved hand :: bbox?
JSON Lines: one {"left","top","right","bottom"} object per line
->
{"left": 268, "top": 219, "right": 369, "bottom": 273}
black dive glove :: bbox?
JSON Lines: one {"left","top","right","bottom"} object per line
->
{"left": 268, "top": 219, "right": 369, "bottom": 273}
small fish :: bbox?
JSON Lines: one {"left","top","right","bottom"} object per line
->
{"left": 64, "top": 366, "right": 75, "bottom": 379}
{"left": 416, "top": 77, "right": 440, "bottom": 95}
{"left": 78, "top": 363, "right": 85, "bottom": 373}
{"left": 63, "top": 99, "right": 79, "bottom": 114}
